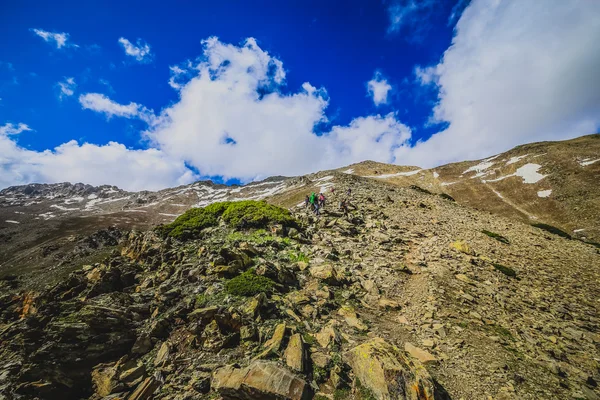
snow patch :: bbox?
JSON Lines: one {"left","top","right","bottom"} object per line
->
{"left": 462, "top": 155, "right": 499, "bottom": 178}
{"left": 342, "top": 168, "right": 354, "bottom": 174}
{"left": 87, "top": 194, "right": 98, "bottom": 200}
{"left": 50, "top": 204, "right": 80, "bottom": 211}
{"left": 159, "top": 213, "right": 180, "bottom": 217}
{"left": 433, "top": 172, "right": 439, "bottom": 178}
{"left": 484, "top": 163, "right": 546, "bottom": 184}
{"left": 537, "top": 189, "right": 552, "bottom": 198}
{"left": 64, "top": 196, "right": 85, "bottom": 204}
{"left": 579, "top": 158, "right": 600, "bottom": 166}
{"left": 441, "top": 181, "right": 458, "bottom": 186}
{"left": 506, "top": 154, "right": 529, "bottom": 165}
{"left": 315, "top": 175, "right": 334, "bottom": 182}
{"left": 573, "top": 229, "right": 585, "bottom": 233}
{"left": 364, "top": 169, "right": 422, "bottom": 179}
{"left": 491, "top": 189, "right": 504, "bottom": 199}
{"left": 5, "top": 220, "right": 20, "bottom": 224}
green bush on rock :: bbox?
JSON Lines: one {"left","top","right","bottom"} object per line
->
{"left": 156, "top": 200, "right": 297, "bottom": 240}
{"left": 531, "top": 223, "right": 571, "bottom": 239}
{"left": 225, "top": 269, "right": 275, "bottom": 297}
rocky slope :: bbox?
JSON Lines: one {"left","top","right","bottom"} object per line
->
{"left": 340, "top": 134, "right": 600, "bottom": 242}
{"left": 0, "top": 172, "right": 599, "bottom": 400}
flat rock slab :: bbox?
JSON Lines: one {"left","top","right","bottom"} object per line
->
{"left": 212, "top": 360, "right": 310, "bottom": 400}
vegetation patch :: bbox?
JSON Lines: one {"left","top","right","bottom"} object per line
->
{"left": 493, "top": 263, "right": 517, "bottom": 278}
{"left": 227, "top": 229, "right": 291, "bottom": 247}
{"left": 225, "top": 269, "right": 275, "bottom": 297}
{"left": 356, "top": 379, "right": 377, "bottom": 400}
{"left": 333, "top": 388, "right": 351, "bottom": 400}
{"left": 439, "top": 193, "right": 455, "bottom": 202}
{"left": 409, "top": 185, "right": 432, "bottom": 195}
{"left": 288, "top": 251, "right": 309, "bottom": 263}
{"left": 156, "top": 201, "right": 297, "bottom": 240}
{"left": 481, "top": 230, "right": 510, "bottom": 244}
{"left": 531, "top": 223, "right": 571, "bottom": 239}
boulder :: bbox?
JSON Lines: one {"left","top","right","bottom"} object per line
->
{"left": 308, "top": 265, "right": 344, "bottom": 286}
{"left": 212, "top": 360, "right": 310, "bottom": 400}
{"left": 338, "top": 305, "right": 368, "bottom": 331}
{"left": 284, "top": 333, "right": 305, "bottom": 372}
{"left": 255, "top": 323, "right": 287, "bottom": 359}
{"left": 345, "top": 338, "right": 437, "bottom": 400}
{"left": 404, "top": 343, "right": 438, "bottom": 365}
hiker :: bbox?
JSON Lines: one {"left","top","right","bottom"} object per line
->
{"left": 314, "top": 201, "right": 320, "bottom": 216}
{"left": 339, "top": 198, "right": 349, "bottom": 216}
{"left": 330, "top": 187, "right": 335, "bottom": 195}
{"left": 318, "top": 193, "right": 326, "bottom": 208}
{"left": 346, "top": 187, "right": 352, "bottom": 196}
{"left": 304, "top": 195, "right": 310, "bottom": 209}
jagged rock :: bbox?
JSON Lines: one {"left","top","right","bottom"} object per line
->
{"left": 92, "top": 361, "right": 123, "bottom": 397}
{"left": 284, "top": 333, "right": 306, "bottom": 372}
{"left": 241, "top": 293, "right": 267, "bottom": 318}
{"left": 188, "top": 306, "right": 219, "bottom": 323}
{"left": 338, "top": 305, "right": 368, "bottom": 331}
{"left": 308, "top": 265, "right": 344, "bottom": 286}
{"left": 450, "top": 240, "right": 475, "bottom": 255}
{"left": 315, "top": 322, "right": 341, "bottom": 348}
{"left": 345, "top": 338, "right": 437, "bottom": 400}
{"left": 404, "top": 342, "right": 438, "bottom": 365}
{"left": 212, "top": 360, "right": 310, "bottom": 400}
{"left": 127, "top": 376, "right": 160, "bottom": 400}
{"left": 154, "top": 342, "right": 170, "bottom": 366}
{"left": 256, "top": 323, "right": 287, "bottom": 359}
{"left": 131, "top": 334, "right": 152, "bottom": 355}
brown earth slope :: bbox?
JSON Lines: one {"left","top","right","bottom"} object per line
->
{"left": 340, "top": 134, "right": 600, "bottom": 242}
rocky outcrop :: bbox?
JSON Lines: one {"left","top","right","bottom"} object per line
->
{"left": 345, "top": 338, "right": 436, "bottom": 400}
{"left": 212, "top": 360, "right": 310, "bottom": 400}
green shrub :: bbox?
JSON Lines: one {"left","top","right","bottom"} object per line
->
{"left": 531, "top": 223, "right": 571, "bottom": 239}
{"left": 333, "top": 389, "right": 351, "bottom": 400}
{"left": 439, "top": 193, "right": 455, "bottom": 202}
{"left": 289, "top": 251, "right": 309, "bottom": 263}
{"left": 493, "top": 263, "right": 516, "bottom": 278}
{"left": 227, "top": 229, "right": 290, "bottom": 246}
{"left": 156, "top": 201, "right": 297, "bottom": 240}
{"left": 225, "top": 269, "right": 275, "bottom": 297}
{"left": 481, "top": 230, "right": 510, "bottom": 244}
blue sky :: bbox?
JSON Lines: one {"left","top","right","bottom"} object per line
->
{"left": 1, "top": 0, "right": 599, "bottom": 190}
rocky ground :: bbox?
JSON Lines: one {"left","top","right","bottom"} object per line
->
{"left": 0, "top": 173, "right": 598, "bottom": 400}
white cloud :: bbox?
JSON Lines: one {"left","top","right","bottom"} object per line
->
{"left": 0, "top": 123, "right": 32, "bottom": 136}
{"left": 31, "top": 29, "right": 76, "bottom": 49}
{"left": 398, "top": 0, "right": 600, "bottom": 167}
{"left": 79, "top": 93, "right": 156, "bottom": 124}
{"left": 144, "top": 37, "right": 410, "bottom": 181}
{"left": 367, "top": 71, "right": 392, "bottom": 106}
{"left": 57, "top": 77, "right": 76, "bottom": 100}
{"left": 0, "top": 133, "right": 195, "bottom": 191}
{"left": 118, "top": 37, "right": 152, "bottom": 63}
{"left": 1, "top": 37, "right": 412, "bottom": 190}
{"left": 387, "top": 0, "right": 437, "bottom": 39}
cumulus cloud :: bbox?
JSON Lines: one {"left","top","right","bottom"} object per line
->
{"left": 0, "top": 123, "right": 32, "bottom": 136}
{"left": 367, "top": 71, "right": 392, "bottom": 106}
{"left": 31, "top": 29, "right": 76, "bottom": 49}
{"left": 1, "top": 37, "right": 412, "bottom": 190}
{"left": 79, "top": 93, "right": 156, "bottom": 124}
{"left": 118, "top": 37, "right": 153, "bottom": 63}
{"left": 399, "top": 0, "right": 600, "bottom": 167}
{"left": 145, "top": 37, "right": 411, "bottom": 181}
{"left": 0, "top": 132, "right": 196, "bottom": 191}
{"left": 57, "top": 77, "right": 76, "bottom": 100}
